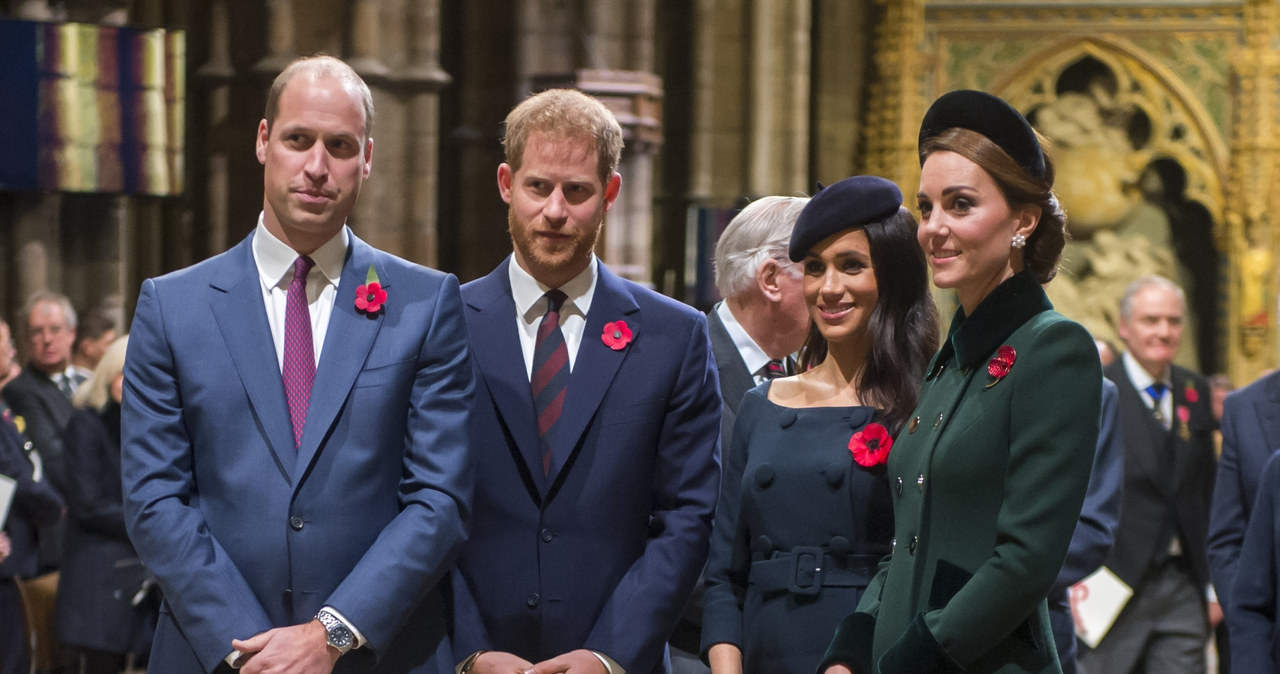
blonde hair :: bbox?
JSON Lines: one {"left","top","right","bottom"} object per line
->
{"left": 73, "top": 334, "right": 128, "bottom": 411}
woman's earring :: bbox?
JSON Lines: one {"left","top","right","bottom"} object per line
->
{"left": 1011, "top": 233, "right": 1027, "bottom": 249}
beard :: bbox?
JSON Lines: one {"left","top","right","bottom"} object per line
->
{"left": 507, "top": 206, "right": 604, "bottom": 283}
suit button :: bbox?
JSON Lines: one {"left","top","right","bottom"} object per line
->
{"left": 908, "top": 536, "right": 918, "bottom": 555}
{"left": 526, "top": 593, "right": 540, "bottom": 608}
{"left": 540, "top": 528, "right": 554, "bottom": 543}
{"left": 289, "top": 516, "right": 304, "bottom": 530}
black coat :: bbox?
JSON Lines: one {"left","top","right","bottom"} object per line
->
{"left": 0, "top": 400, "right": 63, "bottom": 580}
{"left": 54, "top": 403, "right": 157, "bottom": 654}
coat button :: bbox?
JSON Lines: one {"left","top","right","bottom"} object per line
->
{"left": 779, "top": 410, "right": 798, "bottom": 429}
{"left": 891, "top": 537, "right": 897, "bottom": 550}
{"left": 289, "top": 516, "right": 304, "bottom": 530}
{"left": 933, "top": 413, "right": 944, "bottom": 429}
{"left": 540, "top": 528, "right": 554, "bottom": 543}
{"left": 908, "top": 536, "right": 918, "bottom": 555}
{"left": 917, "top": 474, "right": 925, "bottom": 492}
{"left": 526, "top": 593, "right": 540, "bottom": 608}
{"left": 895, "top": 477, "right": 903, "bottom": 495}
{"left": 909, "top": 416, "right": 920, "bottom": 433}
{"left": 754, "top": 464, "right": 776, "bottom": 488}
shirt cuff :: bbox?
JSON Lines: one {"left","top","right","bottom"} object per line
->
{"left": 592, "top": 651, "right": 625, "bottom": 674}
{"left": 1207, "top": 584, "right": 1218, "bottom": 603}
{"left": 322, "top": 605, "right": 367, "bottom": 650}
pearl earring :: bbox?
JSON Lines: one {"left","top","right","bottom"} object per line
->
{"left": 1011, "top": 233, "right": 1027, "bottom": 249}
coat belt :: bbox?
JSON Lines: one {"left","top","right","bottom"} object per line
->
{"left": 749, "top": 546, "right": 881, "bottom": 596}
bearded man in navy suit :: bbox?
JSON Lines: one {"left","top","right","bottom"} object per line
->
{"left": 451, "top": 89, "right": 721, "bottom": 674}
{"left": 122, "top": 55, "right": 473, "bottom": 673}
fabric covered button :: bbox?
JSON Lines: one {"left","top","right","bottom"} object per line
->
{"left": 778, "top": 410, "right": 798, "bottom": 429}
{"left": 828, "top": 536, "right": 851, "bottom": 556}
{"left": 823, "top": 461, "right": 846, "bottom": 488}
{"left": 754, "top": 464, "right": 776, "bottom": 488}
{"left": 752, "top": 535, "right": 774, "bottom": 554}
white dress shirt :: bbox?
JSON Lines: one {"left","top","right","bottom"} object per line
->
{"left": 714, "top": 301, "right": 777, "bottom": 385}
{"left": 250, "top": 216, "right": 347, "bottom": 370}
{"left": 1122, "top": 351, "right": 1172, "bottom": 429}
{"left": 508, "top": 256, "right": 598, "bottom": 380}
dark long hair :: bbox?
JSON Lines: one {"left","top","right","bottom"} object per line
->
{"left": 797, "top": 207, "right": 940, "bottom": 434}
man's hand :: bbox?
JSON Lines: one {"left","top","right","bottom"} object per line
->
{"left": 468, "top": 650, "right": 534, "bottom": 674}
{"left": 231, "top": 620, "right": 339, "bottom": 674}
{"left": 0, "top": 532, "right": 10, "bottom": 563}
{"left": 526, "top": 650, "right": 608, "bottom": 674}
{"left": 823, "top": 666, "right": 854, "bottom": 674}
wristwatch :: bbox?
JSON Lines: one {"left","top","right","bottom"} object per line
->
{"left": 315, "top": 608, "right": 355, "bottom": 655}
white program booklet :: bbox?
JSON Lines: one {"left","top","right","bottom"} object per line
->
{"left": 1070, "top": 565, "right": 1133, "bottom": 648}
{"left": 0, "top": 473, "right": 15, "bottom": 530}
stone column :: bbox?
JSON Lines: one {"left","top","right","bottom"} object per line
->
{"left": 400, "top": 0, "right": 452, "bottom": 267}
{"left": 253, "top": 0, "right": 296, "bottom": 76}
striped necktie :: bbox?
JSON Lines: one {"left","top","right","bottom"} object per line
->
{"left": 532, "top": 290, "right": 569, "bottom": 475}
{"left": 758, "top": 359, "right": 787, "bottom": 381}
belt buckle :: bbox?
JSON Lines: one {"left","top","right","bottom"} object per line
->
{"left": 788, "top": 546, "right": 824, "bottom": 596}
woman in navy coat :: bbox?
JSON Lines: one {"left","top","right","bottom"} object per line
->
{"left": 55, "top": 336, "right": 159, "bottom": 673}
{"left": 821, "top": 91, "right": 1101, "bottom": 673}
{"left": 701, "top": 175, "right": 938, "bottom": 673}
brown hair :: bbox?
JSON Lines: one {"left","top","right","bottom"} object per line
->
{"left": 920, "top": 127, "right": 1066, "bottom": 283}
{"left": 264, "top": 55, "right": 375, "bottom": 140}
{"left": 502, "top": 89, "right": 624, "bottom": 184}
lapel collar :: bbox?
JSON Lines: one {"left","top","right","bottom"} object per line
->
{"left": 1258, "top": 373, "right": 1280, "bottom": 452}
{"left": 209, "top": 235, "right": 296, "bottom": 482}
{"left": 294, "top": 232, "right": 386, "bottom": 477}
{"left": 465, "top": 258, "right": 546, "bottom": 489}
{"left": 946, "top": 272, "right": 1052, "bottom": 372}
{"left": 545, "top": 264, "right": 640, "bottom": 483}
{"left": 1106, "top": 360, "right": 1174, "bottom": 495}
{"left": 707, "top": 307, "right": 755, "bottom": 413}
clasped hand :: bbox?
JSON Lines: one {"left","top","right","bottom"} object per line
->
{"left": 471, "top": 649, "right": 608, "bottom": 674}
{"left": 231, "top": 620, "right": 340, "bottom": 674}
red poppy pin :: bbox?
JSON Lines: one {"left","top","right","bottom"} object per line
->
{"left": 602, "top": 320, "right": 632, "bottom": 350}
{"left": 849, "top": 423, "right": 892, "bottom": 467}
{"left": 1183, "top": 382, "right": 1199, "bottom": 403}
{"left": 985, "top": 345, "right": 1016, "bottom": 389}
{"left": 355, "top": 265, "right": 387, "bottom": 315}
{"left": 1176, "top": 405, "right": 1190, "bottom": 425}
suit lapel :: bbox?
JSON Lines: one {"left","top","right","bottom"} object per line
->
{"left": 1106, "top": 361, "right": 1174, "bottom": 498}
{"left": 210, "top": 236, "right": 296, "bottom": 482}
{"left": 465, "top": 260, "right": 545, "bottom": 488}
{"left": 295, "top": 234, "right": 385, "bottom": 477}
{"left": 545, "top": 265, "right": 640, "bottom": 484}
{"left": 1259, "top": 374, "right": 1280, "bottom": 453}
{"left": 707, "top": 307, "right": 755, "bottom": 414}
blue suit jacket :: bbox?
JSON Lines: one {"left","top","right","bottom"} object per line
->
{"left": 451, "top": 258, "right": 721, "bottom": 674}
{"left": 1227, "top": 450, "right": 1280, "bottom": 670}
{"left": 1209, "top": 368, "right": 1280, "bottom": 611}
{"left": 121, "top": 230, "right": 474, "bottom": 673}
{"left": 1048, "top": 378, "right": 1124, "bottom": 673}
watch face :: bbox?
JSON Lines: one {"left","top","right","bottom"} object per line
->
{"left": 330, "top": 626, "right": 353, "bottom": 649}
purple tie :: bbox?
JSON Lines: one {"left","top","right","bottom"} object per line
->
{"left": 532, "top": 290, "right": 569, "bottom": 475}
{"left": 283, "top": 256, "right": 316, "bottom": 448}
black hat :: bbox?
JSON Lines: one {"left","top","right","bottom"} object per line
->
{"left": 918, "top": 89, "right": 1045, "bottom": 180}
{"left": 788, "top": 176, "right": 903, "bottom": 262}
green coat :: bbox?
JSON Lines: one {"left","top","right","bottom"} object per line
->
{"left": 823, "top": 272, "right": 1101, "bottom": 673}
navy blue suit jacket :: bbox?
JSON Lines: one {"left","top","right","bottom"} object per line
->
{"left": 122, "top": 230, "right": 475, "bottom": 673}
{"left": 1209, "top": 368, "right": 1280, "bottom": 611}
{"left": 1227, "top": 450, "right": 1280, "bottom": 670}
{"left": 1048, "top": 378, "right": 1124, "bottom": 672}
{"left": 451, "top": 258, "right": 721, "bottom": 674}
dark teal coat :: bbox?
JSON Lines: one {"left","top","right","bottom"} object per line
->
{"left": 823, "top": 272, "right": 1101, "bottom": 673}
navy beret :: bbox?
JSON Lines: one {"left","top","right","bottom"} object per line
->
{"left": 788, "top": 175, "right": 903, "bottom": 262}
{"left": 918, "top": 89, "right": 1045, "bottom": 180}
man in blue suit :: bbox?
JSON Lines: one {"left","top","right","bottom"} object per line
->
{"left": 1049, "top": 378, "right": 1124, "bottom": 674}
{"left": 451, "top": 89, "right": 721, "bottom": 674}
{"left": 1209, "top": 369, "right": 1280, "bottom": 636}
{"left": 122, "top": 55, "right": 474, "bottom": 674}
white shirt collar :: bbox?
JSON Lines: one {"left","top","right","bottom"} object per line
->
{"left": 715, "top": 301, "right": 772, "bottom": 377}
{"left": 508, "top": 255, "right": 598, "bottom": 324}
{"left": 1122, "top": 350, "right": 1170, "bottom": 392}
{"left": 251, "top": 214, "right": 348, "bottom": 292}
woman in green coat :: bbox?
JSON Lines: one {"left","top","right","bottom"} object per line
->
{"left": 820, "top": 90, "right": 1102, "bottom": 673}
